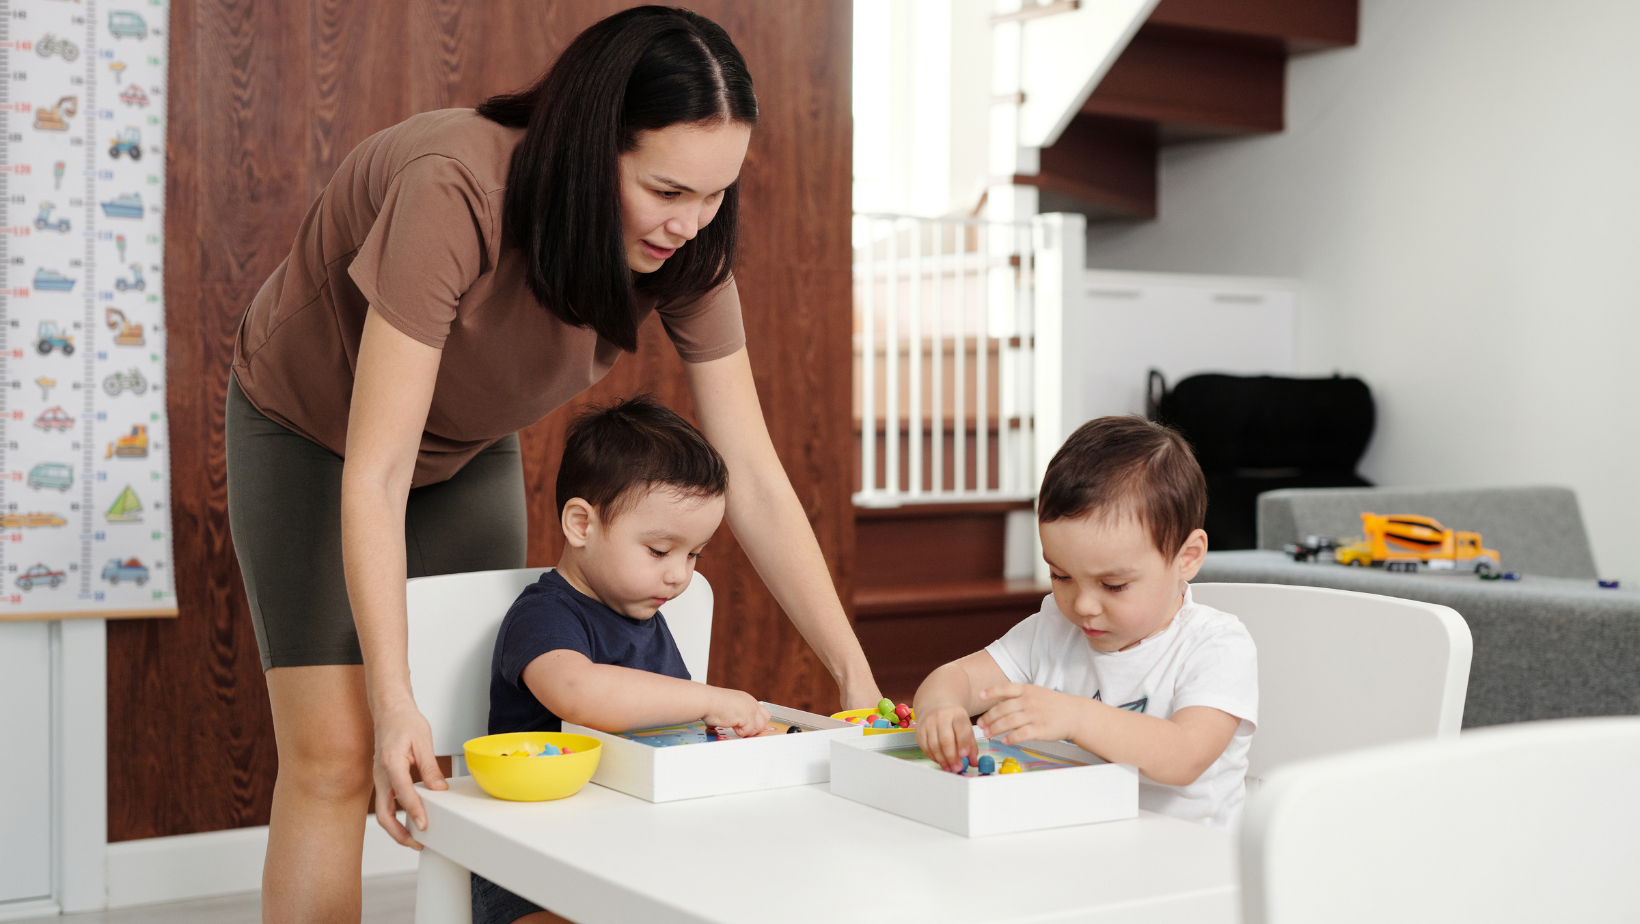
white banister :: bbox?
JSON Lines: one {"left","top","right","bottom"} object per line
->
{"left": 854, "top": 212, "right": 1079, "bottom": 509}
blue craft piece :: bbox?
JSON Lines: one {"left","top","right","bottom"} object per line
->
{"left": 977, "top": 755, "right": 996, "bottom": 775}
{"left": 535, "top": 742, "right": 560, "bottom": 757}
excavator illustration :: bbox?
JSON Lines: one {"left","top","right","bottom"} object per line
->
{"left": 107, "top": 307, "right": 145, "bottom": 346}
{"left": 34, "top": 96, "right": 77, "bottom": 132}
{"left": 106, "top": 424, "right": 149, "bottom": 459}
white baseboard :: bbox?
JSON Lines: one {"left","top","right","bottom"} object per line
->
{"left": 106, "top": 818, "right": 420, "bottom": 909}
{"left": 0, "top": 899, "right": 61, "bottom": 922}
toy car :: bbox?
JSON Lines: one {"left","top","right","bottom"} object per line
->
{"left": 16, "top": 564, "right": 66, "bottom": 591}
{"left": 102, "top": 558, "right": 149, "bottom": 585}
{"left": 119, "top": 84, "right": 149, "bottom": 107}
{"left": 1334, "top": 512, "right": 1500, "bottom": 575}
{"left": 34, "top": 407, "right": 76, "bottom": 432}
{"left": 1283, "top": 535, "right": 1340, "bottom": 563}
{"left": 27, "top": 462, "right": 74, "bottom": 491}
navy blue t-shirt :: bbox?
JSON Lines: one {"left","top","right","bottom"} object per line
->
{"left": 488, "top": 570, "right": 691, "bottom": 735}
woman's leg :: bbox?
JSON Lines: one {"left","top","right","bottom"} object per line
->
{"left": 227, "top": 375, "right": 370, "bottom": 921}
{"left": 262, "top": 664, "right": 375, "bottom": 924}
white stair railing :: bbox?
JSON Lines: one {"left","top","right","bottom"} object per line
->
{"left": 854, "top": 213, "right": 1080, "bottom": 508}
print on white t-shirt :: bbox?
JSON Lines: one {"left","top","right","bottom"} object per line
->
{"left": 985, "top": 585, "right": 1258, "bottom": 830}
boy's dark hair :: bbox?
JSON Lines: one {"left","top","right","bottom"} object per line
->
{"left": 477, "top": 6, "right": 757, "bottom": 354}
{"left": 1037, "top": 416, "right": 1207, "bottom": 559}
{"left": 556, "top": 395, "right": 728, "bottom": 522}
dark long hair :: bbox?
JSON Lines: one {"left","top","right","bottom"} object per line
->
{"left": 478, "top": 6, "right": 758, "bottom": 353}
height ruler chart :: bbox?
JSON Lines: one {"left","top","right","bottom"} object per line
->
{"left": 0, "top": 0, "right": 174, "bottom": 618}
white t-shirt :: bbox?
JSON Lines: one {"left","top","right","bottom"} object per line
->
{"left": 985, "top": 585, "right": 1258, "bottom": 829}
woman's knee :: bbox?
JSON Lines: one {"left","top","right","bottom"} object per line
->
{"left": 266, "top": 665, "right": 375, "bottom": 804}
{"left": 275, "top": 741, "right": 374, "bottom": 805}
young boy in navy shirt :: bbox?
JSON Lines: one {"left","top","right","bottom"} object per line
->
{"left": 475, "top": 396, "right": 768, "bottom": 924}
{"left": 915, "top": 416, "right": 1259, "bottom": 829}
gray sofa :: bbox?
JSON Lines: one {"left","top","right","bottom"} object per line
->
{"left": 1199, "top": 485, "right": 1639, "bottom": 729}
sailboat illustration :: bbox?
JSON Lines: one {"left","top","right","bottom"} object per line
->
{"left": 105, "top": 484, "right": 143, "bottom": 523}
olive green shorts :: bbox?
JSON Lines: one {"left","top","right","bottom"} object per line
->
{"left": 226, "top": 374, "right": 527, "bottom": 671}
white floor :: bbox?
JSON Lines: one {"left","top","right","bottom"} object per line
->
{"left": 14, "top": 874, "right": 418, "bottom": 924}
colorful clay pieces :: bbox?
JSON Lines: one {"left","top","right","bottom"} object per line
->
{"left": 502, "top": 742, "right": 574, "bottom": 758}
{"left": 999, "top": 757, "right": 1022, "bottom": 774}
{"left": 843, "top": 700, "right": 917, "bottom": 730}
{"left": 977, "top": 754, "right": 996, "bottom": 775}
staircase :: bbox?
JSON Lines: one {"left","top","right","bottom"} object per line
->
{"left": 851, "top": 0, "right": 1358, "bottom": 701}
{"left": 1022, "top": 0, "right": 1358, "bottom": 219}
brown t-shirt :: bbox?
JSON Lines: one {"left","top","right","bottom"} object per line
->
{"left": 232, "top": 109, "right": 745, "bottom": 486}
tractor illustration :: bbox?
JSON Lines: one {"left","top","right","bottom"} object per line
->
{"left": 108, "top": 307, "right": 146, "bottom": 345}
{"left": 103, "top": 368, "right": 148, "bottom": 396}
{"left": 34, "top": 202, "right": 71, "bottom": 233}
{"left": 36, "top": 34, "right": 79, "bottom": 62}
{"left": 35, "top": 320, "right": 75, "bottom": 355}
{"left": 113, "top": 265, "right": 145, "bottom": 293}
{"left": 109, "top": 127, "right": 142, "bottom": 160}
{"left": 106, "top": 424, "right": 149, "bottom": 459}
{"left": 34, "top": 95, "right": 77, "bottom": 132}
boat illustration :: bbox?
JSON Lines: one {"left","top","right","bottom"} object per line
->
{"left": 33, "top": 268, "right": 77, "bottom": 292}
{"left": 105, "top": 485, "right": 143, "bottom": 523}
{"left": 100, "top": 193, "right": 144, "bottom": 219}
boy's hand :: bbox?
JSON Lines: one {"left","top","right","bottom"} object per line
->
{"left": 915, "top": 703, "right": 978, "bottom": 772}
{"left": 977, "top": 683, "right": 1083, "bottom": 746}
{"left": 704, "top": 688, "right": 771, "bottom": 738}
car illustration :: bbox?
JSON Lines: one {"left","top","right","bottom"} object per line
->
{"left": 33, "top": 268, "right": 77, "bottom": 292}
{"left": 34, "top": 407, "right": 76, "bottom": 432}
{"left": 35, "top": 320, "right": 75, "bottom": 355}
{"left": 2, "top": 512, "right": 68, "bottom": 528}
{"left": 16, "top": 564, "right": 66, "bottom": 591}
{"left": 119, "top": 84, "right": 149, "bottom": 107}
{"left": 100, "top": 193, "right": 143, "bottom": 219}
{"left": 27, "top": 462, "right": 74, "bottom": 491}
{"left": 35, "top": 202, "right": 70, "bottom": 232}
{"left": 109, "top": 12, "right": 148, "bottom": 39}
{"left": 102, "top": 558, "right": 150, "bottom": 585}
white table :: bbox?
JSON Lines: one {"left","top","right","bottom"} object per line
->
{"left": 414, "top": 777, "right": 1238, "bottom": 923}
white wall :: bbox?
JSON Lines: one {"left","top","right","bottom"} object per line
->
{"left": 1082, "top": 0, "right": 1640, "bottom": 580}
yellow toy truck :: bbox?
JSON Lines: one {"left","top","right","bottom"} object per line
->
{"left": 1334, "top": 512, "right": 1501, "bottom": 575}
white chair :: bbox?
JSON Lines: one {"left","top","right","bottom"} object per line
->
{"left": 406, "top": 567, "right": 715, "bottom": 924}
{"left": 1240, "top": 716, "right": 1640, "bottom": 923}
{"left": 1190, "top": 583, "right": 1472, "bottom": 781}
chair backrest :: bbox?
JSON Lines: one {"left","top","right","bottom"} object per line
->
{"left": 1240, "top": 717, "right": 1640, "bottom": 924}
{"left": 406, "top": 567, "right": 714, "bottom": 756}
{"left": 1256, "top": 484, "right": 1598, "bottom": 579}
{"left": 1190, "top": 582, "right": 1471, "bottom": 780}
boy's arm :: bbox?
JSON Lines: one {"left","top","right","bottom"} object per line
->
{"left": 913, "top": 650, "right": 1012, "bottom": 771}
{"left": 522, "top": 649, "right": 770, "bottom": 736}
{"left": 979, "top": 684, "right": 1240, "bottom": 786}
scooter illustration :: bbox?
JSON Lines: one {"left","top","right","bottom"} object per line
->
{"left": 34, "top": 202, "right": 70, "bottom": 233}
{"left": 36, "top": 34, "right": 79, "bottom": 62}
{"left": 113, "top": 264, "right": 145, "bottom": 292}
{"left": 103, "top": 368, "right": 147, "bottom": 396}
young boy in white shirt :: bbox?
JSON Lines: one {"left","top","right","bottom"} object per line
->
{"left": 914, "top": 415, "right": 1258, "bottom": 829}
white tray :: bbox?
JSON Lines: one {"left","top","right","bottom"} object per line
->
{"left": 563, "top": 703, "right": 858, "bottom": 802}
{"left": 828, "top": 730, "right": 1138, "bottom": 837}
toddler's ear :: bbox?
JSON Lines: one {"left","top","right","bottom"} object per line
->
{"left": 561, "top": 497, "right": 597, "bottom": 548}
{"left": 1175, "top": 527, "right": 1209, "bottom": 580}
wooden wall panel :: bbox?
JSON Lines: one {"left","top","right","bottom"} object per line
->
{"left": 111, "top": 0, "right": 854, "bottom": 842}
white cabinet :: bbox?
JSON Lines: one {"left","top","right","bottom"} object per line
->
{"left": 0, "top": 621, "right": 53, "bottom": 905}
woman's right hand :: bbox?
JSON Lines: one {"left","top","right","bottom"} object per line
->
{"left": 371, "top": 695, "right": 447, "bottom": 849}
{"left": 703, "top": 687, "right": 770, "bottom": 738}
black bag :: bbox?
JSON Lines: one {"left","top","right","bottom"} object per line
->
{"left": 1149, "top": 371, "right": 1375, "bottom": 550}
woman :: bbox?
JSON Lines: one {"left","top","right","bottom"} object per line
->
{"left": 226, "top": 8, "right": 881, "bottom": 920}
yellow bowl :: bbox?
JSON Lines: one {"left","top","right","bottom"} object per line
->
{"left": 464, "top": 732, "right": 602, "bottom": 802}
{"left": 833, "top": 707, "right": 915, "bottom": 735}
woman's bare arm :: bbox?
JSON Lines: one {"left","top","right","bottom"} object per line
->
{"left": 684, "top": 347, "right": 881, "bottom": 710}
{"left": 342, "top": 307, "right": 444, "bottom": 848}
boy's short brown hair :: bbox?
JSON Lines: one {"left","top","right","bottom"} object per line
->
{"left": 1037, "top": 415, "right": 1207, "bottom": 559}
{"left": 556, "top": 395, "right": 728, "bottom": 521}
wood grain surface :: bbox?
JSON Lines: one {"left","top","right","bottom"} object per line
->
{"left": 111, "top": 0, "right": 854, "bottom": 842}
